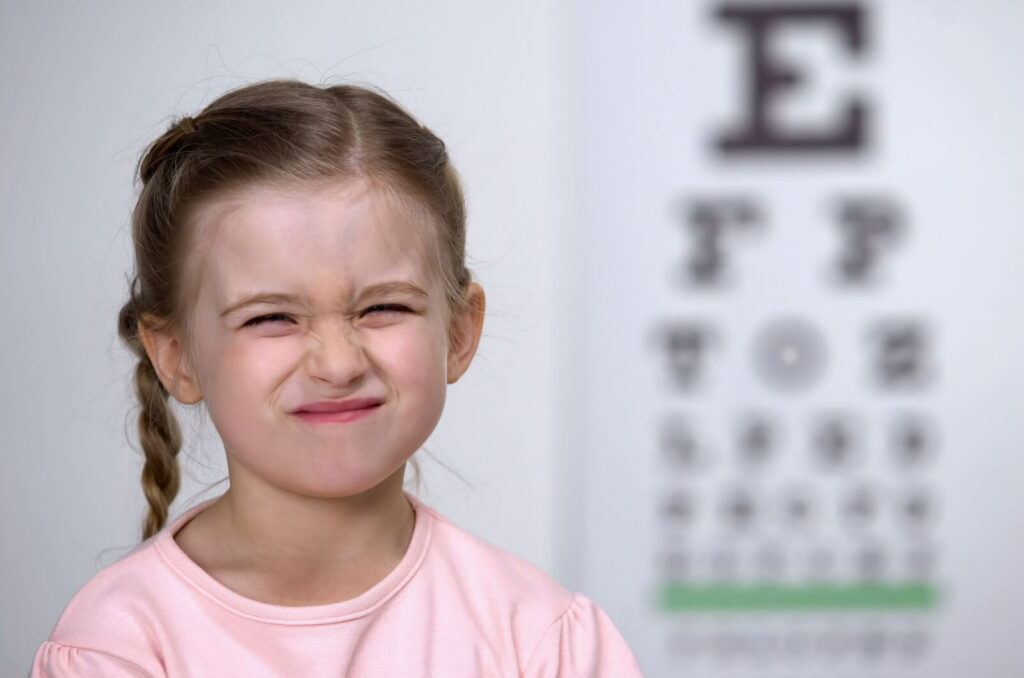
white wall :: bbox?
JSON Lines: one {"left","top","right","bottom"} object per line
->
{"left": 0, "top": 2, "right": 569, "bottom": 673}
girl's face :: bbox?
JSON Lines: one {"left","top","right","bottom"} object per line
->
{"left": 159, "top": 178, "right": 479, "bottom": 500}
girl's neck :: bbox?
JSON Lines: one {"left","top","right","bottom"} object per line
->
{"left": 174, "top": 468, "right": 416, "bottom": 606}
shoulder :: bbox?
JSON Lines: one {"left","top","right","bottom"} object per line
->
{"left": 416, "top": 504, "right": 573, "bottom": 653}
{"left": 414, "top": 502, "right": 645, "bottom": 676}
{"left": 39, "top": 537, "right": 171, "bottom": 674}
{"left": 50, "top": 539, "right": 162, "bottom": 639}
{"left": 30, "top": 640, "right": 156, "bottom": 677}
{"left": 520, "top": 592, "right": 647, "bottom": 677}
{"left": 418, "top": 502, "right": 574, "bottom": 613}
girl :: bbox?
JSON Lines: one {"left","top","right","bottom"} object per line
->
{"left": 30, "top": 80, "right": 644, "bottom": 677}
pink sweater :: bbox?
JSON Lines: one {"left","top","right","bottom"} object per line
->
{"left": 30, "top": 495, "right": 644, "bottom": 676}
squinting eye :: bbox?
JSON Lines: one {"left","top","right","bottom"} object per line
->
{"left": 362, "top": 304, "right": 411, "bottom": 316}
{"left": 243, "top": 313, "right": 295, "bottom": 327}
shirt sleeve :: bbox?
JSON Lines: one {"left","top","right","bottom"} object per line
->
{"left": 522, "top": 593, "right": 646, "bottom": 677}
{"left": 29, "top": 641, "right": 156, "bottom": 678}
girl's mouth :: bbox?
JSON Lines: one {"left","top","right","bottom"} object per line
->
{"left": 291, "top": 398, "right": 383, "bottom": 424}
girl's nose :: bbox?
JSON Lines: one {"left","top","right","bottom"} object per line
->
{"left": 305, "top": 324, "right": 368, "bottom": 387}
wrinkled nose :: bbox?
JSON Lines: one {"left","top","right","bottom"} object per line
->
{"left": 305, "top": 324, "right": 368, "bottom": 387}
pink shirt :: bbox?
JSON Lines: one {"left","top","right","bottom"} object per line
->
{"left": 30, "top": 495, "right": 645, "bottom": 676}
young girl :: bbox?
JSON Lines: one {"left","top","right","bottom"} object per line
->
{"left": 30, "top": 80, "right": 644, "bottom": 677}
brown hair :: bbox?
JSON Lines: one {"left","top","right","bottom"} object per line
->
{"left": 117, "top": 80, "right": 473, "bottom": 540}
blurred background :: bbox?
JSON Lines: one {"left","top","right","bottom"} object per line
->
{"left": 3, "top": 1, "right": 1023, "bottom": 676}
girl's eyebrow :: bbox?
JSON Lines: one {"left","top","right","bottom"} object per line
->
{"left": 220, "top": 293, "right": 303, "bottom": 318}
{"left": 356, "top": 281, "right": 430, "bottom": 303}
{"left": 219, "top": 281, "right": 429, "bottom": 318}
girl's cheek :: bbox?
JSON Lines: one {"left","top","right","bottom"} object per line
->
{"left": 213, "top": 335, "right": 305, "bottom": 384}
{"left": 246, "top": 335, "right": 306, "bottom": 367}
{"left": 374, "top": 324, "right": 447, "bottom": 367}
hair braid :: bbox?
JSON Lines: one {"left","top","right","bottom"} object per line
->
{"left": 118, "top": 295, "right": 183, "bottom": 540}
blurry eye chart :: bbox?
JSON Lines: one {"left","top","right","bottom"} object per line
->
{"left": 567, "top": 2, "right": 1024, "bottom": 676}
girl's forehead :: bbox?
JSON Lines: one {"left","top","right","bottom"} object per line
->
{"left": 186, "top": 178, "right": 442, "bottom": 300}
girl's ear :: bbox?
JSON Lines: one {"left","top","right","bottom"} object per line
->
{"left": 138, "top": 314, "right": 203, "bottom": 405}
{"left": 446, "top": 283, "right": 486, "bottom": 385}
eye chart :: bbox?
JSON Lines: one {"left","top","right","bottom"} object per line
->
{"left": 566, "top": 2, "right": 1024, "bottom": 676}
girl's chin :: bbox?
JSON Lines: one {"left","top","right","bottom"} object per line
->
{"left": 277, "top": 466, "right": 410, "bottom": 500}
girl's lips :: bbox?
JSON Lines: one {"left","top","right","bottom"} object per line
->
{"left": 291, "top": 398, "right": 383, "bottom": 423}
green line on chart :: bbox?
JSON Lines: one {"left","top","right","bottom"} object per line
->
{"left": 658, "top": 582, "right": 939, "bottom": 612}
